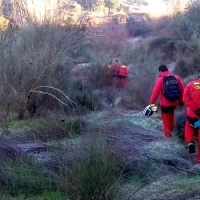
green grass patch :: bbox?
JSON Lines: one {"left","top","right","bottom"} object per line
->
{"left": 0, "top": 191, "right": 68, "bottom": 200}
{"left": 0, "top": 158, "right": 58, "bottom": 196}
{"left": 59, "top": 139, "right": 122, "bottom": 200}
{"left": 0, "top": 114, "right": 84, "bottom": 140}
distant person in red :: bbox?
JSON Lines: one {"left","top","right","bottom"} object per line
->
{"left": 116, "top": 63, "right": 128, "bottom": 88}
{"left": 149, "top": 65, "right": 185, "bottom": 137}
{"left": 183, "top": 74, "right": 200, "bottom": 163}
{"left": 107, "top": 60, "right": 120, "bottom": 86}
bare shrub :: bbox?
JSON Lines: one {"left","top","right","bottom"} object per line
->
{"left": 90, "top": 22, "right": 129, "bottom": 57}
{"left": 151, "top": 16, "right": 176, "bottom": 37}
{"left": 123, "top": 69, "right": 158, "bottom": 110}
{"left": 126, "top": 16, "right": 152, "bottom": 37}
{"left": 70, "top": 44, "right": 98, "bottom": 64}
{"left": 174, "top": 59, "right": 196, "bottom": 78}
{"left": 59, "top": 138, "right": 121, "bottom": 200}
{"left": 149, "top": 37, "right": 181, "bottom": 61}
{"left": 0, "top": 9, "right": 94, "bottom": 120}
{"left": 174, "top": 12, "right": 192, "bottom": 41}
{"left": 191, "top": 54, "right": 200, "bottom": 72}
{"left": 26, "top": 115, "right": 85, "bottom": 141}
{"left": 89, "top": 62, "right": 109, "bottom": 89}
{"left": 0, "top": 0, "right": 112, "bottom": 122}
{"left": 174, "top": 1, "right": 200, "bottom": 50}
{"left": 184, "top": 0, "right": 200, "bottom": 35}
{"left": 173, "top": 54, "right": 200, "bottom": 82}
{"left": 149, "top": 37, "right": 176, "bottom": 49}
{"left": 67, "top": 78, "right": 101, "bottom": 112}
{"left": 120, "top": 45, "right": 162, "bottom": 109}
{"left": 104, "top": 22, "right": 129, "bottom": 43}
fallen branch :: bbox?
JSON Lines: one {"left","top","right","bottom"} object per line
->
{"left": 31, "top": 86, "right": 77, "bottom": 106}
{"left": 30, "top": 90, "right": 71, "bottom": 107}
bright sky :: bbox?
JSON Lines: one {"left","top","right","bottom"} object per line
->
{"left": 26, "top": 0, "right": 57, "bottom": 20}
{"left": 142, "top": 0, "right": 189, "bottom": 17}
{"left": 20, "top": 0, "right": 190, "bottom": 22}
{"left": 146, "top": 0, "right": 167, "bottom": 16}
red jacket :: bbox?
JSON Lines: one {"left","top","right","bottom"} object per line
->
{"left": 183, "top": 78, "right": 200, "bottom": 118}
{"left": 150, "top": 71, "right": 185, "bottom": 106}
{"left": 117, "top": 65, "right": 128, "bottom": 76}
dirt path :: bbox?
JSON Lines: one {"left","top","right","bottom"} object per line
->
{"left": 0, "top": 108, "right": 198, "bottom": 199}
{"left": 82, "top": 109, "right": 195, "bottom": 168}
{"left": 0, "top": 109, "right": 193, "bottom": 169}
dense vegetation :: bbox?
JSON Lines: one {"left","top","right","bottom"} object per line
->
{"left": 0, "top": 0, "right": 199, "bottom": 199}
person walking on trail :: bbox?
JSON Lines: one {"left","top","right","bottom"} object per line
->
{"left": 116, "top": 63, "right": 128, "bottom": 88}
{"left": 107, "top": 60, "right": 120, "bottom": 86}
{"left": 149, "top": 65, "right": 185, "bottom": 138}
{"left": 183, "top": 74, "right": 200, "bottom": 163}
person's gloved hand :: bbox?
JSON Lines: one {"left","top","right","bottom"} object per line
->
{"left": 150, "top": 104, "right": 158, "bottom": 112}
{"left": 194, "top": 108, "right": 200, "bottom": 117}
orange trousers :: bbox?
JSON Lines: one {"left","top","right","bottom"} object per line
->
{"left": 161, "top": 112, "right": 175, "bottom": 138}
{"left": 116, "top": 76, "right": 127, "bottom": 88}
{"left": 185, "top": 119, "right": 200, "bottom": 163}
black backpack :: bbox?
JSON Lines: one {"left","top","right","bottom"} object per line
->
{"left": 163, "top": 75, "right": 181, "bottom": 101}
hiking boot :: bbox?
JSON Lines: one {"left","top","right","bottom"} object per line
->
{"left": 188, "top": 142, "right": 196, "bottom": 153}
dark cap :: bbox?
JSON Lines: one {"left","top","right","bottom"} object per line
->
{"left": 158, "top": 65, "right": 168, "bottom": 72}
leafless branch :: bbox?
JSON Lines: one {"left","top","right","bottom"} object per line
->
{"left": 31, "top": 61, "right": 58, "bottom": 89}
{"left": 32, "top": 86, "right": 77, "bottom": 105}
{"left": 30, "top": 90, "right": 69, "bottom": 107}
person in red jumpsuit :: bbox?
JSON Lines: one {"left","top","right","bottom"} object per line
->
{"left": 150, "top": 65, "right": 185, "bottom": 137}
{"left": 116, "top": 63, "right": 128, "bottom": 88}
{"left": 183, "top": 74, "right": 200, "bottom": 163}
{"left": 108, "top": 60, "right": 120, "bottom": 86}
